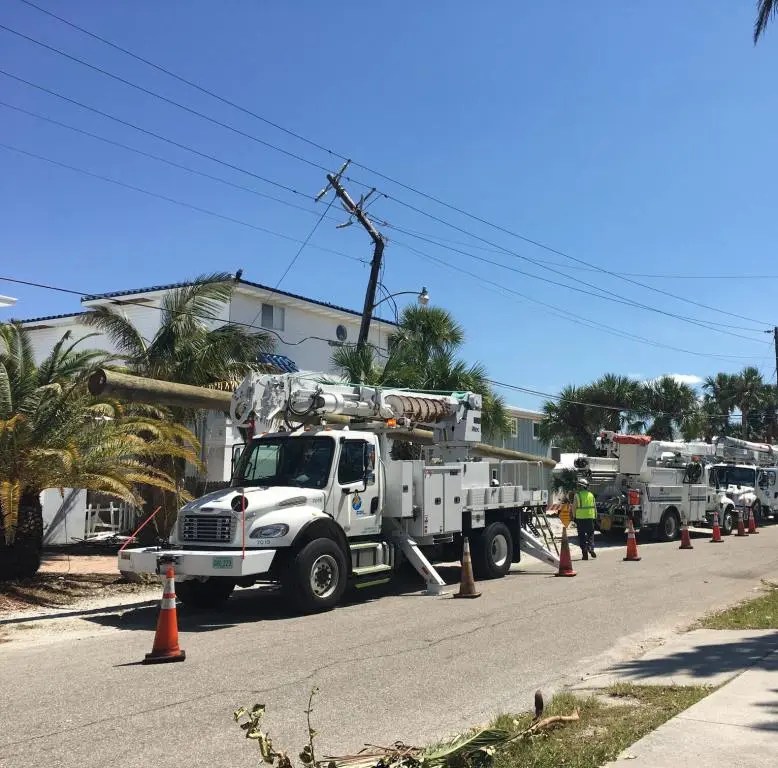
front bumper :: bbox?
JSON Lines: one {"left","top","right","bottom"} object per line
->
{"left": 118, "top": 547, "right": 277, "bottom": 579}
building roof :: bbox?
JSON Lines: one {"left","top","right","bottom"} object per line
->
{"left": 15, "top": 311, "right": 85, "bottom": 325}
{"left": 81, "top": 277, "right": 398, "bottom": 325}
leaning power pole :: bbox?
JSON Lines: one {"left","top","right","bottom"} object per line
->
{"left": 318, "top": 162, "right": 385, "bottom": 349}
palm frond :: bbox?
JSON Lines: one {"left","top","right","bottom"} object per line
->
{"left": 755, "top": 0, "right": 777, "bottom": 42}
{"left": 80, "top": 307, "right": 148, "bottom": 361}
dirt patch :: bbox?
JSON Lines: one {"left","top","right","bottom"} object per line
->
{"left": 0, "top": 572, "right": 152, "bottom": 615}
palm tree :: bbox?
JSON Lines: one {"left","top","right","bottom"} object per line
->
{"left": 643, "top": 376, "right": 698, "bottom": 440}
{"left": 81, "top": 273, "right": 274, "bottom": 391}
{"left": 81, "top": 273, "right": 275, "bottom": 533}
{"left": 755, "top": 0, "right": 777, "bottom": 42}
{"left": 702, "top": 372, "right": 737, "bottom": 437}
{"left": 731, "top": 366, "right": 766, "bottom": 439}
{"left": 585, "top": 374, "right": 644, "bottom": 433}
{"left": 0, "top": 323, "right": 201, "bottom": 579}
{"left": 538, "top": 384, "right": 599, "bottom": 455}
{"left": 331, "top": 305, "right": 510, "bottom": 443}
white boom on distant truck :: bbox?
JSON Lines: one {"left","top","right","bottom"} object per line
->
{"left": 119, "top": 373, "right": 558, "bottom": 613}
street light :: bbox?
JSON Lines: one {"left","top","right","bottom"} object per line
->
{"left": 0, "top": 294, "right": 17, "bottom": 308}
{"left": 371, "top": 286, "right": 430, "bottom": 310}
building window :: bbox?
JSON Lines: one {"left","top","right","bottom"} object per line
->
{"left": 260, "top": 303, "right": 285, "bottom": 331}
{"left": 532, "top": 422, "right": 540, "bottom": 439}
{"left": 510, "top": 418, "right": 519, "bottom": 437}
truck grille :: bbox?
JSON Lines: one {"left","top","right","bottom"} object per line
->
{"left": 181, "top": 514, "right": 234, "bottom": 543}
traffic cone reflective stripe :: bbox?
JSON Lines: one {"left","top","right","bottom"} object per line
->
{"left": 454, "top": 537, "right": 481, "bottom": 598}
{"left": 748, "top": 507, "right": 759, "bottom": 535}
{"left": 679, "top": 521, "right": 694, "bottom": 550}
{"left": 143, "top": 565, "right": 186, "bottom": 664}
{"left": 736, "top": 509, "right": 748, "bottom": 537}
{"left": 623, "top": 519, "right": 641, "bottom": 562}
{"left": 710, "top": 511, "right": 723, "bottom": 543}
{"left": 554, "top": 526, "right": 576, "bottom": 577}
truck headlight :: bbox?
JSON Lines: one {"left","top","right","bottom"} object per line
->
{"left": 249, "top": 524, "right": 289, "bottom": 539}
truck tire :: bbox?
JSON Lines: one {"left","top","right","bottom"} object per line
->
{"left": 176, "top": 577, "right": 235, "bottom": 610}
{"left": 472, "top": 522, "right": 513, "bottom": 580}
{"left": 721, "top": 507, "right": 735, "bottom": 536}
{"left": 658, "top": 509, "right": 680, "bottom": 542}
{"left": 286, "top": 538, "right": 347, "bottom": 614}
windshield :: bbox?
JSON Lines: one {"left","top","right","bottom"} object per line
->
{"left": 713, "top": 465, "right": 756, "bottom": 488}
{"left": 233, "top": 435, "right": 335, "bottom": 489}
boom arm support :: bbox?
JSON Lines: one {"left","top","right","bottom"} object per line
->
{"left": 230, "top": 373, "right": 482, "bottom": 444}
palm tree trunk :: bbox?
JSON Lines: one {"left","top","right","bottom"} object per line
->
{"left": 0, "top": 490, "right": 43, "bottom": 580}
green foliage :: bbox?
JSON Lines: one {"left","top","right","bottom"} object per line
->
{"left": 540, "top": 368, "right": 778, "bottom": 453}
{"left": 695, "top": 580, "right": 778, "bottom": 630}
{"left": 331, "top": 305, "right": 510, "bottom": 439}
{"left": 0, "top": 322, "right": 201, "bottom": 565}
{"left": 755, "top": 0, "right": 778, "bottom": 43}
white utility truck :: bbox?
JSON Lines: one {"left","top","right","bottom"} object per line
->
{"left": 572, "top": 433, "right": 715, "bottom": 541}
{"left": 118, "top": 373, "right": 558, "bottom": 613}
{"left": 706, "top": 436, "right": 778, "bottom": 530}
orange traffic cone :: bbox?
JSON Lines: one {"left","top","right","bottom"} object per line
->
{"left": 736, "top": 508, "right": 748, "bottom": 537}
{"left": 623, "top": 519, "right": 641, "bottom": 562}
{"left": 143, "top": 565, "right": 186, "bottom": 664}
{"left": 554, "top": 526, "right": 577, "bottom": 577}
{"left": 748, "top": 506, "right": 759, "bottom": 535}
{"left": 710, "top": 510, "right": 723, "bottom": 543}
{"left": 454, "top": 537, "right": 481, "bottom": 598}
{"left": 679, "top": 521, "right": 694, "bottom": 550}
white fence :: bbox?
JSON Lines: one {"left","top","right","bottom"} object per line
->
{"left": 84, "top": 502, "right": 141, "bottom": 539}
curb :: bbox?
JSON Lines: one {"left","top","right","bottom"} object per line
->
{"left": 0, "top": 593, "right": 159, "bottom": 626}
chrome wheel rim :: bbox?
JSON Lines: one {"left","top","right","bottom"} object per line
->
{"left": 490, "top": 533, "right": 509, "bottom": 568}
{"left": 310, "top": 554, "right": 339, "bottom": 599}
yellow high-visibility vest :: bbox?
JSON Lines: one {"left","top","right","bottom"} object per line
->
{"left": 575, "top": 489, "right": 597, "bottom": 520}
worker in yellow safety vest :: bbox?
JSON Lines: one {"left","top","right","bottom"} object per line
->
{"left": 573, "top": 478, "right": 597, "bottom": 561}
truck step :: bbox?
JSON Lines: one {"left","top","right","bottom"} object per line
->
{"left": 352, "top": 563, "right": 392, "bottom": 577}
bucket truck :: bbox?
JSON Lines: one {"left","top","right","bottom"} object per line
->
{"left": 707, "top": 436, "right": 778, "bottom": 529}
{"left": 116, "top": 372, "right": 558, "bottom": 613}
{"left": 572, "top": 433, "right": 716, "bottom": 541}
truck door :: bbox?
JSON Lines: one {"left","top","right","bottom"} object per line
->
{"left": 334, "top": 438, "right": 380, "bottom": 536}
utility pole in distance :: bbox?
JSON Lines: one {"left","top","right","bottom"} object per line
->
{"left": 320, "top": 163, "right": 385, "bottom": 349}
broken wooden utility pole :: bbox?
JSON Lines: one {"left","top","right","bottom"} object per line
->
{"left": 320, "top": 162, "right": 385, "bottom": 349}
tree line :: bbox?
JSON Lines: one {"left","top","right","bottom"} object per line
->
{"left": 539, "top": 369, "right": 777, "bottom": 455}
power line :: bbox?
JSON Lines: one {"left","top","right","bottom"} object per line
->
{"left": 2, "top": 15, "right": 771, "bottom": 330}
{"left": 0, "top": 273, "right": 758, "bottom": 423}
{"left": 0, "top": 70, "right": 319, "bottom": 205}
{"left": 0, "top": 21, "right": 333, "bottom": 175}
{"left": 386, "top": 226, "right": 768, "bottom": 341}
{"left": 0, "top": 142, "right": 367, "bottom": 267}
{"left": 246, "top": 196, "right": 336, "bottom": 331}
{"left": 392, "top": 239, "right": 760, "bottom": 362}
{"left": 0, "top": 100, "right": 348, "bottom": 223}
{"left": 1, "top": 122, "right": 767, "bottom": 356}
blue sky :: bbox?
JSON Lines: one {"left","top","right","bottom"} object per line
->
{"left": 2, "top": 1, "right": 778, "bottom": 410}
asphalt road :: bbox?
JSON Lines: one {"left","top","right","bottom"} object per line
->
{"left": 2, "top": 527, "right": 777, "bottom": 768}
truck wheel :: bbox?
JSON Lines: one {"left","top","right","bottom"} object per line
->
{"left": 287, "top": 538, "right": 347, "bottom": 614}
{"left": 176, "top": 577, "right": 235, "bottom": 610}
{"left": 721, "top": 507, "right": 735, "bottom": 536}
{"left": 658, "top": 510, "right": 680, "bottom": 542}
{"left": 472, "top": 522, "right": 513, "bottom": 580}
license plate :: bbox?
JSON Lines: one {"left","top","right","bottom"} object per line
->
{"left": 599, "top": 516, "right": 612, "bottom": 531}
{"left": 212, "top": 556, "right": 233, "bottom": 570}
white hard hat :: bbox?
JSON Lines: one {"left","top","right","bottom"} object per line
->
{"left": 577, "top": 478, "right": 589, "bottom": 487}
